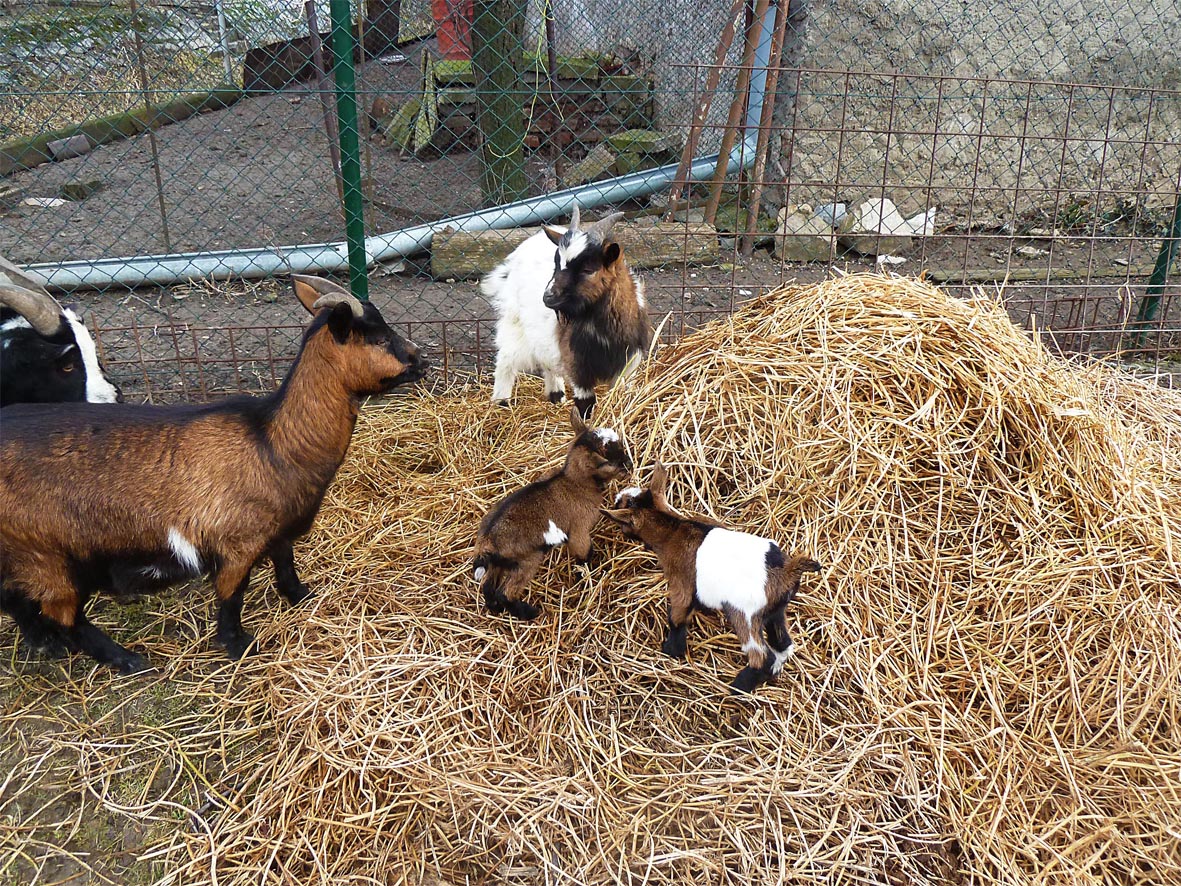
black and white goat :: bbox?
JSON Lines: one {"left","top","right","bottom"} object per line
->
{"left": 482, "top": 206, "right": 652, "bottom": 417}
{"left": 603, "top": 464, "right": 821, "bottom": 694}
{"left": 0, "top": 275, "right": 427, "bottom": 673}
{"left": 0, "top": 254, "right": 121, "bottom": 407}
{"left": 473, "top": 407, "right": 632, "bottom": 620}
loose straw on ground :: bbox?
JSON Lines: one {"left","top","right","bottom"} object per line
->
{"left": 3, "top": 274, "right": 1180, "bottom": 885}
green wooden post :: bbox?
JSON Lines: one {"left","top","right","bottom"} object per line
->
{"left": 471, "top": 0, "right": 527, "bottom": 207}
{"left": 330, "top": 0, "right": 370, "bottom": 300}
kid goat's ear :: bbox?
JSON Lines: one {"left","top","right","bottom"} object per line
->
{"left": 543, "top": 226, "right": 565, "bottom": 246}
{"left": 602, "top": 242, "right": 622, "bottom": 267}
{"left": 650, "top": 462, "right": 668, "bottom": 497}
{"left": 600, "top": 507, "right": 631, "bottom": 524}
{"left": 570, "top": 404, "right": 588, "bottom": 435}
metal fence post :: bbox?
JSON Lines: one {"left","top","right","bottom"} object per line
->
{"left": 1134, "top": 194, "right": 1181, "bottom": 338}
{"left": 330, "top": 0, "right": 370, "bottom": 300}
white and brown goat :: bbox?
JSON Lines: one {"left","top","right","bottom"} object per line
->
{"left": 482, "top": 205, "right": 652, "bottom": 417}
{"left": 473, "top": 407, "right": 632, "bottom": 620}
{"left": 604, "top": 463, "right": 821, "bottom": 693}
{"left": 0, "top": 276, "right": 427, "bottom": 673}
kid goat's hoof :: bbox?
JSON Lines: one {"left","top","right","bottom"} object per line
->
{"left": 730, "top": 666, "right": 769, "bottom": 695}
{"left": 506, "top": 599, "right": 540, "bottom": 621}
{"left": 281, "top": 582, "right": 313, "bottom": 605}
{"left": 661, "top": 634, "right": 687, "bottom": 660}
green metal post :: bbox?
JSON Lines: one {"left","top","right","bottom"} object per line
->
{"left": 330, "top": 0, "right": 370, "bottom": 300}
{"left": 1133, "top": 195, "right": 1181, "bottom": 339}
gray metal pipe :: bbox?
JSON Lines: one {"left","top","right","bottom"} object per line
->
{"left": 30, "top": 16, "right": 777, "bottom": 292}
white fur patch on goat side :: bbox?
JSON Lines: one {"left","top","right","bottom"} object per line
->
{"left": 593, "top": 427, "right": 619, "bottom": 444}
{"left": 167, "top": 528, "right": 202, "bottom": 575}
{"left": 615, "top": 486, "right": 642, "bottom": 504}
{"left": 543, "top": 521, "right": 568, "bottom": 546}
{"left": 62, "top": 308, "right": 119, "bottom": 403}
{"left": 695, "top": 528, "right": 773, "bottom": 618}
{"left": 558, "top": 232, "right": 589, "bottom": 269}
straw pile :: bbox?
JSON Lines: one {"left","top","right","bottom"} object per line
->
{"left": 5, "top": 274, "right": 1181, "bottom": 884}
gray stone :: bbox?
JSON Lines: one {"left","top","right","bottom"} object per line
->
{"left": 774, "top": 208, "right": 836, "bottom": 262}
{"left": 560, "top": 144, "right": 618, "bottom": 187}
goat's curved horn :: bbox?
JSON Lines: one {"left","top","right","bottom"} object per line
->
{"left": 568, "top": 204, "right": 581, "bottom": 232}
{"left": 589, "top": 211, "right": 626, "bottom": 240}
{"left": 292, "top": 274, "right": 364, "bottom": 318}
{"left": 0, "top": 256, "right": 64, "bottom": 337}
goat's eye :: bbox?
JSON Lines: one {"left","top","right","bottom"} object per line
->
{"left": 59, "top": 363, "right": 75, "bottom": 373}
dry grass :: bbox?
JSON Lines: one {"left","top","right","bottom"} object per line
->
{"left": 3, "top": 273, "right": 1181, "bottom": 885}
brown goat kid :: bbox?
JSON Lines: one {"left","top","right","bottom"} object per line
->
{"left": 473, "top": 407, "right": 632, "bottom": 620}
{"left": 604, "top": 464, "right": 821, "bottom": 694}
{"left": 0, "top": 276, "right": 426, "bottom": 673}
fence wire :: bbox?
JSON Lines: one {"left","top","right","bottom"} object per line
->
{"left": 1, "top": 0, "right": 1179, "bottom": 402}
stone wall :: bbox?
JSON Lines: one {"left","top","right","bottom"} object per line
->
{"left": 535, "top": 0, "right": 1181, "bottom": 226}
{"left": 782, "top": 0, "right": 1181, "bottom": 223}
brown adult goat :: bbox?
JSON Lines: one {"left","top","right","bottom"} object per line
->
{"left": 0, "top": 276, "right": 427, "bottom": 673}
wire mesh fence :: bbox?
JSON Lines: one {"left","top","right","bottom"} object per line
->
{"left": 2, "top": 0, "right": 1179, "bottom": 403}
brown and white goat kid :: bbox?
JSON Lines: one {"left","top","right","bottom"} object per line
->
{"left": 473, "top": 407, "right": 632, "bottom": 620}
{"left": 603, "top": 464, "right": 821, "bottom": 694}
{"left": 0, "top": 276, "right": 427, "bottom": 673}
{"left": 482, "top": 205, "right": 652, "bottom": 417}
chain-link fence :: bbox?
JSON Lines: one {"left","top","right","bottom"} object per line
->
{"left": 2, "top": 0, "right": 1179, "bottom": 401}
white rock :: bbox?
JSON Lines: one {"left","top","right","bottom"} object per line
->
{"left": 838, "top": 198, "right": 937, "bottom": 256}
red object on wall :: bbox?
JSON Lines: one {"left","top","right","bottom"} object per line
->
{"left": 431, "top": 0, "right": 474, "bottom": 60}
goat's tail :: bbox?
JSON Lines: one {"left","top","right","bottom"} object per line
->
{"left": 770, "top": 555, "right": 822, "bottom": 608}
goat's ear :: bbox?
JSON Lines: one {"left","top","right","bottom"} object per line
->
{"left": 601, "top": 508, "right": 631, "bottom": 525}
{"left": 543, "top": 226, "right": 564, "bottom": 246}
{"left": 650, "top": 462, "right": 668, "bottom": 501}
{"left": 570, "top": 405, "right": 587, "bottom": 435}
{"left": 293, "top": 274, "right": 349, "bottom": 315}
{"left": 326, "top": 301, "right": 354, "bottom": 343}
{"left": 602, "top": 242, "right": 621, "bottom": 268}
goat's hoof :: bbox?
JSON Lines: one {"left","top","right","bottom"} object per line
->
{"left": 730, "top": 667, "right": 769, "bottom": 695}
{"left": 661, "top": 636, "right": 687, "bottom": 659}
{"left": 282, "top": 582, "right": 313, "bottom": 605}
{"left": 506, "top": 599, "right": 540, "bottom": 621}
{"left": 221, "top": 633, "right": 257, "bottom": 660}
{"left": 492, "top": 398, "right": 511, "bottom": 408}
{"left": 547, "top": 391, "right": 565, "bottom": 404}
{"left": 116, "top": 651, "right": 152, "bottom": 675}
{"left": 483, "top": 591, "right": 507, "bottom": 614}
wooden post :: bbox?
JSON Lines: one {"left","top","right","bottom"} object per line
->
{"left": 665, "top": 0, "right": 746, "bottom": 220}
{"left": 704, "top": 0, "right": 771, "bottom": 229}
{"left": 471, "top": 0, "right": 528, "bottom": 206}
